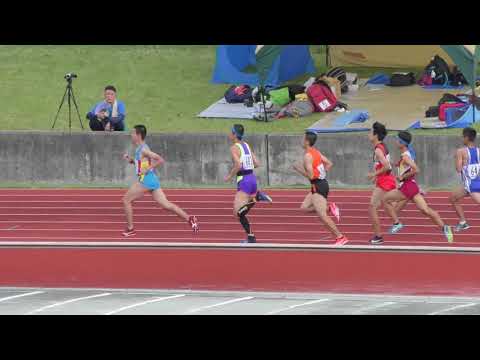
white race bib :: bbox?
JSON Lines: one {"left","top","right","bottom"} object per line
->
{"left": 243, "top": 154, "right": 254, "bottom": 170}
{"left": 467, "top": 164, "right": 480, "bottom": 179}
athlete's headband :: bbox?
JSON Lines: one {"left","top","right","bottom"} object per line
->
{"left": 397, "top": 136, "right": 416, "bottom": 160}
{"left": 232, "top": 127, "right": 243, "bottom": 140}
{"left": 396, "top": 136, "right": 409, "bottom": 147}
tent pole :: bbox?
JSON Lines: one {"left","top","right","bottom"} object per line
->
{"left": 325, "top": 45, "right": 330, "bottom": 68}
{"left": 261, "top": 86, "right": 268, "bottom": 122}
{"left": 473, "top": 57, "right": 477, "bottom": 123}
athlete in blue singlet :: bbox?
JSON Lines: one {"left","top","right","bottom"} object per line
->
{"left": 450, "top": 127, "right": 480, "bottom": 232}
{"left": 122, "top": 125, "right": 199, "bottom": 237}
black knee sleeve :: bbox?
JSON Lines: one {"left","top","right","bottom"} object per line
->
{"left": 238, "top": 214, "right": 251, "bottom": 235}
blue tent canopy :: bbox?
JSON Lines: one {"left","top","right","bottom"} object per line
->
{"left": 211, "top": 45, "right": 316, "bottom": 87}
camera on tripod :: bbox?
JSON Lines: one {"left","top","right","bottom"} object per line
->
{"left": 64, "top": 73, "right": 78, "bottom": 81}
{"left": 52, "top": 72, "right": 84, "bottom": 131}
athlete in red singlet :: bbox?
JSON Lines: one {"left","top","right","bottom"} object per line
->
{"left": 367, "top": 122, "right": 397, "bottom": 245}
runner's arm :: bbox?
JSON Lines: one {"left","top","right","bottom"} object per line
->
{"left": 141, "top": 148, "right": 165, "bottom": 172}
{"left": 252, "top": 152, "right": 260, "bottom": 168}
{"left": 373, "top": 148, "right": 392, "bottom": 176}
{"left": 398, "top": 155, "right": 418, "bottom": 181}
{"left": 321, "top": 154, "right": 333, "bottom": 172}
{"left": 225, "top": 146, "right": 242, "bottom": 182}
{"left": 123, "top": 153, "right": 134, "bottom": 164}
{"left": 303, "top": 153, "right": 314, "bottom": 179}
{"left": 455, "top": 148, "right": 466, "bottom": 173}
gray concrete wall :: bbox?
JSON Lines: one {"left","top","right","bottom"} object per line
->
{"left": 268, "top": 133, "right": 464, "bottom": 189}
{"left": 0, "top": 131, "right": 465, "bottom": 189}
{"left": 0, "top": 131, "right": 268, "bottom": 187}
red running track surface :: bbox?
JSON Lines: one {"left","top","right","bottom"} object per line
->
{"left": 0, "top": 188, "right": 480, "bottom": 295}
{"left": 0, "top": 188, "right": 478, "bottom": 246}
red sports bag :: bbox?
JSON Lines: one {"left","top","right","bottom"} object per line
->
{"left": 306, "top": 83, "right": 337, "bottom": 112}
{"left": 439, "top": 102, "right": 466, "bottom": 121}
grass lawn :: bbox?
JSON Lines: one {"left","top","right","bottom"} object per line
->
{"left": 0, "top": 45, "right": 478, "bottom": 135}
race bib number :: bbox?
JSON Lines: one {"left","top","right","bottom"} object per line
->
{"left": 317, "top": 164, "right": 326, "bottom": 179}
{"left": 467, "top": 164, "right": 480, "bottom": 179}
{"left": 243, "top": 155, "right": 254, "bottom": 170}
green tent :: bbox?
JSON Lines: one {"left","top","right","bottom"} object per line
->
{"left": 441, "top": 45, "right": 480, "bottom": 123}
{"left": 441, "top": 45, "right": 479, "bottom": 88}
{"left": 255, "top": 45, "right": 284, "bottom": 121}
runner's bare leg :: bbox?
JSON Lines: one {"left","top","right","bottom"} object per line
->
{"left": 122, "top": 182, "right": 148, "bottom": 230}
{"left": 152, "top": 188, "right": 190, "bottom": 222}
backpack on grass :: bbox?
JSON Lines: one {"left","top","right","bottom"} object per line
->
{"left": 307, "top": 82, "right": 337, "bottom": 112}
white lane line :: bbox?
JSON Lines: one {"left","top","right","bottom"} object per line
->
{"left": 429, "top": 303, "right": 478, "bottom": 315}
{"left": 186, "top": 296, "right": 254, "bottom": 314}
{"left": 352, "top": 301, "right": 397, "bottom": 314}
{"left": 6, "top": 225, "right": 20, "bottom": 230}
{"left": 26, "top": 292, "right": 112, "bottom": 314}
{"left": 0, "top": 214, "right": 474, "bottom": 221}
{"left": 104, "top": 294, "right": 185, "bottom": 315}
{"left": 0, "top": 207, "right": 475, "bottom": 213}
{"left": 0, "top": 291, "right": 44, "bottom": 303}
{"left": 266, "top": 298, "right": 330, "bottom": 315}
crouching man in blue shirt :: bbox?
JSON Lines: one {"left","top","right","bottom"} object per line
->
{"left": 87, "top": 85, "right": 126, "bottom": 131}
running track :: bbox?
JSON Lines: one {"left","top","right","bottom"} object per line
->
{"left": 1, "top": 188, "right": 480, "bottom": 295}
{"left": 0, "top": 188, "right": 478, "bottom": 246}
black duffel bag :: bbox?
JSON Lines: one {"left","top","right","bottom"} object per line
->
{"left": 387, "top": 72, "right": 416, "bottom": 87}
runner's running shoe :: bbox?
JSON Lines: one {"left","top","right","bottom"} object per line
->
{"left": 256, "top": 191, "right": 273, "bottom": 203}
{"left": 455, "top": 222, "right": 470, "bottom": 232}
{"left": 189, "top": 216, "right": 199, "bottom": 233}
{"left": 122, "top": 227, "right": 136, "bottom": 237}
{"left": 443, "top": 225, "right": 454, "bottom": 243}
{"left": 389, "top": 222, "right": 404, "bottom": 234}
{"left": 370, "top": 236, "right": 384, "bottom": 245}
{"left": 334, "top": 235, "right": 349, "bottom": 245}
{"left": 241, "top": 234, "right": 257, "bottom": 244}
{"left": 328, "top": 202, "right": 340, "bottom": 222}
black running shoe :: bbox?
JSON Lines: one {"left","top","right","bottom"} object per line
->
{"left": 241, "top": 234, "right": 257, "bottom": 244}
{"left": 370, "top": 236, "right": 384, "bottom": 245}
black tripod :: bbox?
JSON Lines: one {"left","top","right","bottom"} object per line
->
{"left": 51, "top": 77, "right": 84, "bottom": 131}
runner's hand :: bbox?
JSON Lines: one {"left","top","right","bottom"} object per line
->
{"left": 224, "top": 175, "right": 231, "bottom": 182}
{"left": 367, "top": 172, "right": 376, "bottom": 181}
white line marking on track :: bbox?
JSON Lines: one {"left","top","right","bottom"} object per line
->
{"left": 0, "top": 291, "right": 44, "bottom": 303}
{"left": 104, "top": 294, "right": 186, "bottom": 315}
{"left": 25, "top": 292, "right": 112, "bottom": 314}
{"left": 266, "top": 298, "right": 330, "bottom": 315}
{"left": 352, "top": 301, "right": 397, "bottom": 314}
{"left": 0, "top": 214, "right": 477, "bottom": 222}
{"left": 0, "top": 207, "right": 476, "bottom": 213}
{"left": 429, "top": 303, "right": 478, "bottom": 315}
{"left": 186, "top": 296, "right": 254, "bottom": 314}
{"left": 6, "top": 225, "right": 20, "bottom": 230}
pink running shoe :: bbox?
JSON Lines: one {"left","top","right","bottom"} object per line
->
{"left": 122, "top": 227, "right": 136, "bottom": 237}
{"left": 328, "top": 202, "right": 341, "bottom": 222}
{"left": 334, "top": 235, "right": 349, "bottom": 246}
{"left": 189, "top": 216, "right": 199, "bottom": 234}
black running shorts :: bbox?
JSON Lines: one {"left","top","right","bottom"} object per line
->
{"left": 310, "top": 178, "right": 329, "bottom": 199}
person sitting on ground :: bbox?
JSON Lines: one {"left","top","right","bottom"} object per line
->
{"left": 87, "top": 85, "right": 126, "bottom": 131}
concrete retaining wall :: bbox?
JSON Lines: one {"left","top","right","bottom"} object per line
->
{"left": 268, "top": 134, "right": 463, "bottom": 188}
{"left": 0, "top": 131, "right": 465, "bottom": 188}
{"left": 0, "top": 132, "right": 268, "bottom": 187}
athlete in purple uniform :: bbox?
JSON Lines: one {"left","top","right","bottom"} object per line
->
{"left": 224, "top": 124, "right": 273, "bottom": 243}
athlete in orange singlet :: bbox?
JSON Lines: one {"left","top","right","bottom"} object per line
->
{"left": 293, "top": 131, "right": 348, "bottom": 245}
